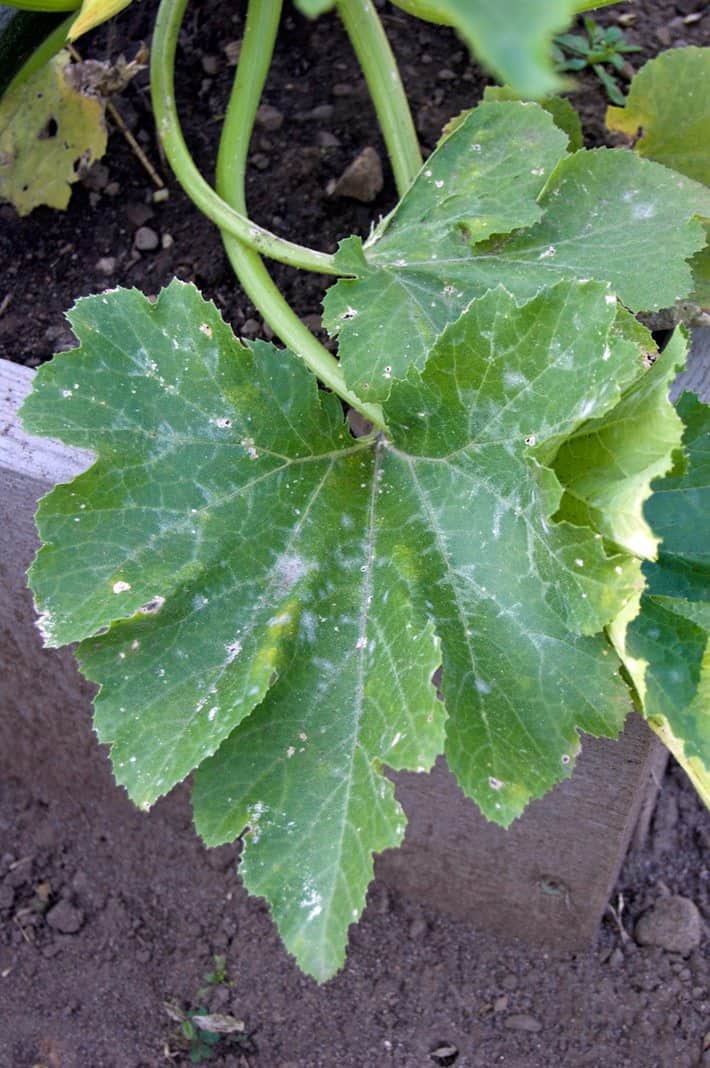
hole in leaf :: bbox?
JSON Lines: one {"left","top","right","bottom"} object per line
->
{"left": 38, "top": 117, "right": 59, "bottom": 140}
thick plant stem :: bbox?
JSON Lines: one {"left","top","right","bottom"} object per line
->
{"left": 336, "top": 0, "right": 421, "bottom": 196}
{"left": 151, "top": 0, "right": 341, "bottom": 275}
{"left": 216, "top": 0, "right": 386, "bottom": 429}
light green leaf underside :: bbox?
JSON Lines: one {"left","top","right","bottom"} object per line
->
{"left": 611, "top": 392, "right": 710, "bottom": 802}
{"left": 553, "top": 326, "right": 688, "bottom": 560}
{"left": 606, "top": 47, "right": 710, "bottom": 187}
{"left": 24, "top": 280, "right": 650, "bottom": 979}
{"left": 0, "top": 49, "right": 107, "bottom": 215}
{"left": 325, "top": 100, "right": 710, "bottom": 401}
{"left": 388, "top": 0, "right": 580, "bottom": 98}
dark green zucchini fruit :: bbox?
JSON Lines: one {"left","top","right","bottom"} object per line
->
{"left": 0, "top": 5, "right": 65, "bottom": 96}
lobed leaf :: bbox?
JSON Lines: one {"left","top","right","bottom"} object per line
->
{"left": 606, "top": 48, "right": 710, "bottom": 313}
{"left": 0, "top": 49, "right": 106, "bottom": 214}
{"left": 388, "top": 0, "right": 580, "bottom": 98}
{"left": 610, "top": 393, "right": 710, "bottom": 804}
{"left": 24, "top": 279, "right": 656, "bottom": 978}
{"left": 606, "top": 47, "right": 710, "bottom": 187}
{"left": 325, "top": 100, "right": 710, "bottom": 402}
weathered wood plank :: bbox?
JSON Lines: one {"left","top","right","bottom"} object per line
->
{"left": 1, "top": 335, "right": 706, "bottom": 947}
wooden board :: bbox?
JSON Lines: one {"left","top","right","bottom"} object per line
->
{"left": 2, "top": 333, "right": 707, "bottom": 947}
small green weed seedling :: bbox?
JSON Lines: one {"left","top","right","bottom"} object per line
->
{"left": 1, "top": 0, "right": 708, "bottom": 983}
{"left": 553, "top": 16, "right": 641, "bottom": 103}
{"left": 164, "top": 1000, "right": 253, "bottom": 1064}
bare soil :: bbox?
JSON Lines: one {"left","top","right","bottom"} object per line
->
{"left": 1, "top": 1, "right": 708, "bottom": 1065}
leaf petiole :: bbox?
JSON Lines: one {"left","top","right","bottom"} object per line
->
{"left": 150, "top": 0, "right": 342, "bottom": 276}
{"left": 336, "top": 0, "right": 422, "bottom": 197}
{"left": 216, "top": 0, "right": 386, "bottom": 429}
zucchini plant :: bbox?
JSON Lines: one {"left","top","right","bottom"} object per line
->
{"left": 5, "top": 0, "right": 710, "bottom": 981}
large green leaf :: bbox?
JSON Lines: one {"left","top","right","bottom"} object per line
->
{"left": 24, "top": 279, "right": 650, "bottom": 979}
{"left": 606, "top": 47, "right": 710, "bottom": 187}
{"left": 324, "top": 100, "right": 710, "bottom": 402}
{"left": 610, "top": 393, "right": 710, "bottom": 805}
{"left": 388, "top": 0, "right": 579, "bottom": 97}
{"left": 606, "top": 48, "right": 710, "bottom": 314}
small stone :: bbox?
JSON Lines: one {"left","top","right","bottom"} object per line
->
{"left": 328, "top": 146, "right": 383, "bottom": 203}
{"left": 161, "top": 233, "right": 174, "bottom": 250}
{"left": 134, "top": 226, "right": 159, "bottom": 252}
{"left": 501, "top": 974, "right": 518, "bottom": 990}
{"left": 0, "top": 883, "right": 14, "bottom": 910}
{"left": 307, "top": 104, "right": 334, "bottom": 121}
{"left": 46, "top": 901, "right": 85, "bottom": 935}
{"left": 437, "top": 68, "right": 456, "bottom": 80}
{"left": 256, "top": 104, "right": 284, "bottom": 131}
{"left": 241, "top": 318, "right": 261, "bottom": 338}
{"left": 83, "top": 162, "right": 109, "bottom": 191}
{"left": 301, "top": 313, "right": 322, "bottom": 334}
{"left": 201, "top": 55, "right": 219, "bottom": 75}
{"left": 430, "top": 1043, "right": 458, "bottom": 1066}
{"left": 504, "top": 1013, "right": 543, "bottom": 1033}
{"left": 96, "top": 256, "right": 116, "bottom": 276}
{"left": 223, "top": 40, "right": 241, "bottom": 65}
{"left": 125, "top": 201, "right": 154, "bottom": 226}
{"left": 332, "top": 82, "right": 354, "bottom": 97}
{"left": 317, "top": 131, "right": 340, "bottom": 149}
{"left": 152, "top": 187, "right": 170, "bottom": 203}
{"left": 105, "top": 181, "right": 121, "bottom": 197}
{"left": 5, "top": 857, "right": 32, "bottom": 888}
{"left": 408, "top": 916, "right": 428, "bottom": 940}
{"left": 251, "top": 153, "right": 270, "bottom": 171}
{"left": 635, "top": 895, "right": 703, "bottom": 956}
{"left": 493, "top": 995, "right": 509, "bottom": 1013}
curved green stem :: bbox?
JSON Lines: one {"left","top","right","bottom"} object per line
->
{"left": 336, "top": 0, "right": 421, "bottom": 196}
{"left": 0, "top": 0, "right": 78, "bottom": 9}
{"left": 216, "top": 0, "right": 386, "bottom": 429}
{"left": 4, "top": 13, "right": 74, "bottom": 95}
{"left": 151, "top": 0, "right": 341, "bottom": 275}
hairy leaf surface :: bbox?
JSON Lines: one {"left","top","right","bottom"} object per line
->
{"left": 325, "top": 101, "right": 710, "bottom": 401}
{"left": 0, "top": 49, "right": 106, "bottom": 214}
{"left": 24, "top": 279, "right": 650, "bottom": 979}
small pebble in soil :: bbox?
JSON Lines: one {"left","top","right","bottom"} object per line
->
{"left": 96, "top": 256, "right": 116, "bottom": 276}
{"left": 328, "top": 146, "right": 383, "bottom": 203}
{"left": 46, "top": 900, "right": 85, "bottom": 934}
{"left": 504, "top": 1013, "right": 543, "bottom": 1032}
{"left": 634, "top": 895, "right": 703, "bottom": 955}
{"left": 256, "top": 104, "right": 284, "bottom": 131}
{"left": 134, "top": 226, "right": 160, "bottom": 252}
{"left": 430, "top": 1042, "right": 459, "bottom": 1066}
{"left": 409, "top": 916, "right": 429, "bottom": 940}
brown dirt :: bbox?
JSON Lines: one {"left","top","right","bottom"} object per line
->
{"left": 1, "top": 1, "right": 709, "bottom": 1065}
